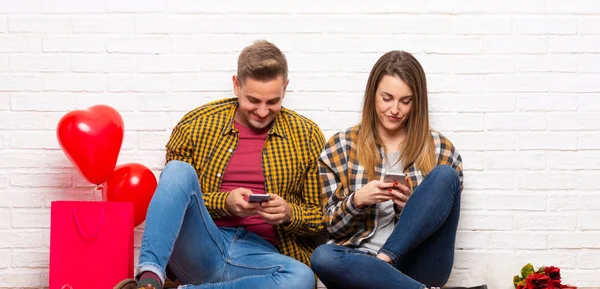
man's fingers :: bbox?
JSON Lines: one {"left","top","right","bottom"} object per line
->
{"left": 257, "top": 211, "right": 285, "bottom": 224}
{"left": 259, "top": 196, "right": 285, "bottom": 207}
{"left": 258, "top": 206, "right": 284, "bottom": 214}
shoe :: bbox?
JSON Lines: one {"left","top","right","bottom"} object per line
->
{"left": 113, "top": 278, "right": 158, "bottom": 289}
{"left": 113, "top": 279, "right": 137, "bottom": 289}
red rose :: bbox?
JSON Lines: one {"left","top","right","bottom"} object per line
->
{"left": 544, "top": 266, "right": 561, "bottom": 282}
{"left": 526, "top": 273, "right": 555, "bottom": 289}
{"left": 516, "top": 284, "right": 527, "bottom": 289}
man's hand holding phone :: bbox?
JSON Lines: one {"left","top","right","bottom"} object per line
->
{"left": 247, "top": 193, "right": 271, "bottom": 203}
{"left": 226, "top": 189, "right": 292, "bottom": 224}
{"left": 225, "top": 188, "right": 260, "bottom": 217}
{"left": 256, "top": 194, "right": 293, "bottom": 225}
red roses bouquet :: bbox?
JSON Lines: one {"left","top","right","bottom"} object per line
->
{"left": 513, "top": 263, "right": 576, "bottom": 289}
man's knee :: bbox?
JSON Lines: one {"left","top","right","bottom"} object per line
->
{"left": 162, "top": 160, "right": 197, "bottom": 179}
{"left": 160, "top": 161, "right": 198, "bottom": 187}
{"left": 288, "top": 262, "right": 315, "bottom": 289}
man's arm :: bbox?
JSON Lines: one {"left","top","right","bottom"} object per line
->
{"left": 165, "top": 120, "right": 194, "bottom": 165}
{"left": 165, "top": 119, "right": 234, "bottom": 219}
{"left": 279, "top": 125, "right": 327, "bottom": 236}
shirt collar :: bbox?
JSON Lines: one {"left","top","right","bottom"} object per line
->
{"left": 221, "top": 100, "right": 287, "bottom": 139}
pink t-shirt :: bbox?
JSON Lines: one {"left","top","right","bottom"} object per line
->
{"left": 214, "top": 121, "right": 278, "bottom": 246}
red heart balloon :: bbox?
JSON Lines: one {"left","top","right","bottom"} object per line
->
{"left": 105, "top": 163, "right": 157, "bottom": 227}
{"left": 57, "top": 105, "right": 124, "bottom": 185}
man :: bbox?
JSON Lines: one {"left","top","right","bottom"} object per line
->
{"left": 115, "top": 40, "right": 326, "bottom": 289}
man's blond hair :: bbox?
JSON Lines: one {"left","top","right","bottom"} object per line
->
{"left": 237, "top": 40, "right": 288, "bottom": 86}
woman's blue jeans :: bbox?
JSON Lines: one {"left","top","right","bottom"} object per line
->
{"left": 311, "top": 165, "right": 461, "bottom": 289}
{"left": 137, "top": 161, "right": 315, "bottom": 289}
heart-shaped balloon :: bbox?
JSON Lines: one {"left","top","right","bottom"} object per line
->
{"left": 105, "top": 163, "right": 157, "bottom": 227}
{"left": 57, "top": 105, "right": 124, "bottom": 185}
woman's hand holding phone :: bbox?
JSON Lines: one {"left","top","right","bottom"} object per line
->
{"left": 382, "top": 173, "right": 411, "bottom": 209}
{"left": 353, "top": 180, "right": 396, "bottom": 208}
{"left": 353, "top": 174, "right": 411, "bottom": 209}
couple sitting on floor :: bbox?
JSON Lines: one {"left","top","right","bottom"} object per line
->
{"left": 114, "top": 40, "right": 480, "bottom": 289}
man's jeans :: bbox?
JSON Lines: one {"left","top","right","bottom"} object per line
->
{"left": 311, "top": 165, "right": 461, "bottom": 289}
{"left": 137, "top": 160, "right": 315, "bottom": 289}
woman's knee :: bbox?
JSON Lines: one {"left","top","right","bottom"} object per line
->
{"left": 310, "top": 244, "right": 341, "bottom": 275}
{"left": 424, "top": 271, "right": 451, "bottom": 288}
{"left": 429, "top": 165, "right": 460, "bottom": 190}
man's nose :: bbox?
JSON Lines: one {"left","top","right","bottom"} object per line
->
{"left": 256, "top": 105, "right": 269, "bottom": 117}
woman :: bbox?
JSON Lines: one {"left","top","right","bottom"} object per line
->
{"left": 310, "top": 51, "right": 463, "bottom": 289}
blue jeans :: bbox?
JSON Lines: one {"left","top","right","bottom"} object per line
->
{"left": 137, "top": 161, "right": 315, "bottom": 289}
{"left": 311, "top": 165, "right": 461, "bottom": 289}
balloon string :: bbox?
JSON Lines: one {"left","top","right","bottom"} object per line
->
{"left": 93, "top": 184, "right": 104, "bottom": 202}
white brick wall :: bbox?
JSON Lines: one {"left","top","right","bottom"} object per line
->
{"left": 0, "top": 1, "right": 599, "bottom": 288}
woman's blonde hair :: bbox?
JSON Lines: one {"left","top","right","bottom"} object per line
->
{"left": 357, "top": 51, "right": 436, "bottom": 180}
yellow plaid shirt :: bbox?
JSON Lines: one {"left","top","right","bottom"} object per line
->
{"left": 319, "top": 125, "right": 463, "bottom": 247}
{"left": 165, "top": 97, "right": 326, "bottom": 266}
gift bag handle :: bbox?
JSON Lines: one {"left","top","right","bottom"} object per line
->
{"left": 72, "top": 207, "right": 106, "bottom": 238}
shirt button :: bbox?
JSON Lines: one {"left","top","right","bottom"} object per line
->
{"left": 217, "top": 173, "right": 222, "bottom": 177}
{"left": 228, "top": 149, "right": 233, "bottom": 153}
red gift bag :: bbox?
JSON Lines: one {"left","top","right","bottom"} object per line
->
{"left": 49, "top": 201, "right": 134, "bottom": 289}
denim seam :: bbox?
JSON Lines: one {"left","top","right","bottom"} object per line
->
{"left": 192, "top": 190, "right": 227, "bottom": 257}
{"left": 158, "top": 189, "right": 195, "bottom": 282}
{"left": 226, "top": 260, "right": 283, "bottom": 271}
{"left": 172, "top": 191, "right": 228, "bottom": 282}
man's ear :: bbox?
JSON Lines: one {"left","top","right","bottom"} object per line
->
{"left": 233, "top": 75, "right": 241, "bottom": 97}
{"left": 281, "top": 79, "right": 289, "bottom": 99}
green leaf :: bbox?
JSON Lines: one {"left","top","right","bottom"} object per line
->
{"left": 521, "top": 263, "right": 535, "bottom": 279}
{"left": 537, "top": 266, "right": 546, "bottom": 274}
{"left": 513, "top": 275, "right": 522, "bottom": 288}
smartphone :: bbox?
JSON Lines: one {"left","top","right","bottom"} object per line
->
{"left": 382, "top": 172, "right": 406, "bottom": 184}
{"left": 247, "top": 193, "right": 271, "bottom": 203}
